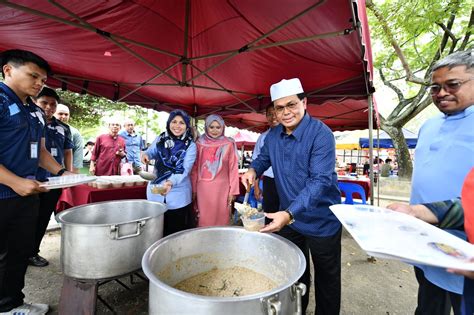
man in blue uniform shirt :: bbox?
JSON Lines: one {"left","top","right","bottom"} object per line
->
{"left": 0, "top": 49, "right": 71, "bottom": 314}
{"left": 29, "top": 87, "right": 73, "bottom": 267}
{"left": 242, "top": 78, "right": 342, "bottom": 315}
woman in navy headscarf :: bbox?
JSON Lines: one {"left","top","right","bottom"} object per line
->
{"left": 142, "top": 110, "right": 197, "bottom": 236}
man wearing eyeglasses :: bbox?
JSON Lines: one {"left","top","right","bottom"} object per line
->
{"left": 389, "top": 50, "right": 473, "bottom": 315}
{"left": 242, "top": 78, "right": 342, "bottom": 314}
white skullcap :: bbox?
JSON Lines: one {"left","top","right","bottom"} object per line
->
{"left": 56, "top": 104, "right": 70, "bottom": 113}
{"left": 270, "top": 78, "right": 304, "bottom": 101}
{"left": 107, "top": 116, "right": 122, "bottom": 125}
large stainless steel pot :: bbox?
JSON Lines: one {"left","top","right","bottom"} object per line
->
{"left": 57, "top": 199, "right": 166, "bottom": 280}
{"left": 142, "top": 227, "right": 306, "bottom": 315}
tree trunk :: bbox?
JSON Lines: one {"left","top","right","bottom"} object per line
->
{"left": 380, "top": 125, "right": 413, "bottom": 179}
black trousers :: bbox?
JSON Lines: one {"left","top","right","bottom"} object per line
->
{"left": 262, "top": 176, "right": 280, "bottom": 213}
{"left": 0, "top": 195, "right": 39, "bottom": 311}
{"left": 278, "top": 225, "right": 342, "bottom": 315}
{"left": 33, "top": 189, "right": 62, "bottom": 255}
{"left": 414, "top": 267, "right": 462, "bottom": 315}
{"left": 163, "top": 203, "right": 193, "bottom": 237}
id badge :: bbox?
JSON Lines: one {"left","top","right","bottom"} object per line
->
{"left": 30, "top": 142, "right": 38, "bottom": 159}
{"left": 51, "top": 148, "right": 58, "bottom": 157}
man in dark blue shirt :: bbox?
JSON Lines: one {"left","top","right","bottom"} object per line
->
{"left": 29, "top": 87, "right": 73, "bottom": 267}
{"left": 0, "top": 49, "right": 70, "bottom": 314}
{"left": 242, "top": 78, "right": 342, "bottom": 315}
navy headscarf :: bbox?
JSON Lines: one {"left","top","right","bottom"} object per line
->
{"left": 153, "top": 110, "right": 194, "bottom": 183}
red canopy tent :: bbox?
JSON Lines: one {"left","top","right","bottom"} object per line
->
{"left": 233, "top": 131, "right": 259, "bottom": 150}
{"left": 0, "top": 0, "right": 376, "bottom": 132}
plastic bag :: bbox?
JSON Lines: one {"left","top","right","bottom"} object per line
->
{"left": 120, "top": 162, "right": 133, "bottom": 176}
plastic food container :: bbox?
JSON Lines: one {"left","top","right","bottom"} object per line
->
{"left": 150, "top": 184, "right": 166, "bottom": 195}
{"left": 242, "top": 212, "right": 265, "bottom": 232}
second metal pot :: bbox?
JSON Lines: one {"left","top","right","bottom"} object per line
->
{"left": 56, "top": 199, "right": 167, "bottom": 280}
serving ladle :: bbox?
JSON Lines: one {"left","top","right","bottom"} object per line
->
{"left": 138, "top": 170, "right": 157, "bottom": 181}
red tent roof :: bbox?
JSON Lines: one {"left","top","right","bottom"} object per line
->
{"left": 0, "top": 0, "right": 375, "bottom": 131}
{"left": 233, "top": 131, "right": 259, "bottom": 149}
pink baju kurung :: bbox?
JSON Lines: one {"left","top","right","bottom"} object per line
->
{"left": 192, "top": 135, "right": 239, "bottom": 227}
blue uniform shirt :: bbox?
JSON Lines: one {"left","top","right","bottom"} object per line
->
{"left": 251, "top": 113, "right": 341, "bottom": 237}
{"left": 36, "top": 116, "right": 74, "bottom": 181}
{"left": 0, "top": 82, "right": 45, "bottom": 199}
{"left": 119, "top": 130, "right": 144, "bottom": 167}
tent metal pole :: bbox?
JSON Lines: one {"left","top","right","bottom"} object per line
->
{"left": 368, "top": 95, "right": 374, "bottom": 205}
{"left": 46, "top": 0, "right": 181, "bottom": 84}
{"left": 181, "top": 0, "right": 191, "bottom": 83}
{"left": 0, "top": 0, "right": 180, "bottom": 58}
{"left": 188, "top": 64, "right": 256, "bottom": 112}
{"left": 117, "top": 61, "right": 181, "bottom": 102}
{"left": 306, "top": 75, "right": 364, "bottom": 95}
{"left": 247, "top": 29, "right": 349, "bottom": 52}
{"left": 187, "top": 0, "right": 326, "bottom": 82}
{"left": 189, "top": 27, "right": 345, "bottom": 61}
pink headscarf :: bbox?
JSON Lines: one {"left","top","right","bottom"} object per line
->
{"left": 203, "top": 114, "right": 226, "bottom": 142}
{"left": 195, "top": 114, "right": 237, "bottom": 180}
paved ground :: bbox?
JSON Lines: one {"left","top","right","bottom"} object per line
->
{"left": 24, "top": 226, "right": 418, "bottom": 315}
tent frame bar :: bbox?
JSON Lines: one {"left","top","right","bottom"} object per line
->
{"left": 186, "top": 0, "right": 326, "bottom": 82}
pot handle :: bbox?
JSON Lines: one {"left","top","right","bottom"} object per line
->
{"left": 110, "top": 220, "right": 146, "bottom": 240}
{"left": 263, "top": 296, "right": 281, "bottom": 315}
{"left": 292, "top": 282, "right": 307, "bottom": 315}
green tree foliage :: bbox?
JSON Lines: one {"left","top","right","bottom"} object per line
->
{"left": 366, "top": 0, "right": 473, "bottom": 178}
{"left": 57, "top": 90, "right": 128, "bottom": 129}
{"left": 57, "top": 90, "right": 163, "bottom": 141}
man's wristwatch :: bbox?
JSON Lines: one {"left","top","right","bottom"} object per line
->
{"left": 56, "top": 168, "right": 67, "bottom": 176}
{"left": 284, "top": 209, "right": 295, "bottom": 225}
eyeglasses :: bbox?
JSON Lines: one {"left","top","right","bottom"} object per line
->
{"left": 274, "top": 101, "right": 300, "bottom": 114}
{"left": 429, "top": 78, "right": 473, "bottom": 95}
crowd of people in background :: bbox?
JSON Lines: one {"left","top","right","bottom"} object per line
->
{"left": 1, "top": 47, "right": 473, "bottom": 315}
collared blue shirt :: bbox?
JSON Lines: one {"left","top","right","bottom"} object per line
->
{"left": 252, "top": 129, "right": 274, "bottom": 178}
{"left": 36, "top": 116, "right": 74, "bottom": 181}
{"left": 411, "top": 105, "right": 474, "bottom": 205}
{"left": 146, "top": 141, "right": 197, "bottom": 210}
{"left": 0, "top": 82, "right": 45, "bottom": 199}
{"left": 251, "top": 113, "right": 341, "bottom": 237}
{"left": 411, "top": 105, "right": 474, "bottom": 294}
{"left": 119, "top": 130, "right": 144, "bottom": 166}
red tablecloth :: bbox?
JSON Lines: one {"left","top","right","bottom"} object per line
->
{"left": 338, "top": 178, "right": 371, "bottom": 200}
{"left": 57, "top": 184, "right": 147, "bottom": 212}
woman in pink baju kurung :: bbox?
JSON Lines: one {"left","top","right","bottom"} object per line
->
{"left": 192, "top": 115, "right": 240, "bottom": 226}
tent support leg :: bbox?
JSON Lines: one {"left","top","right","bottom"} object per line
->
{"left": 368, "top": 95, "right": 375, "bottom": 205}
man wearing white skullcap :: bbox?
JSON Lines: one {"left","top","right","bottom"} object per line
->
{"left": 242, "top": 78, "right": 342, "bottom": 314}
{"left": 54, "top": 104, "right": 84, "bottom": 173}
{"left": 90, "top": 118, "right": 126, "bottom": 176}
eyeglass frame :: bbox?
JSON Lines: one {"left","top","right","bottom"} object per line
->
{"left": 274, "top": 100, "right": 303, "bottom": 115}
{"left": 428, "top": 78, "right": 474, "bottom": 95}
